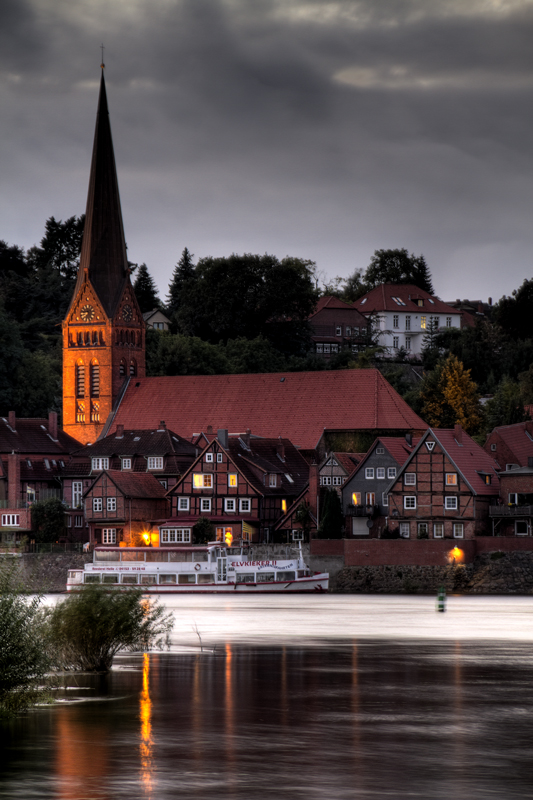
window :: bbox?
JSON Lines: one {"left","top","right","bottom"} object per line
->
{"left": 420, "top": 316, "right": 427, "bottom": 329}
{"left": 107, "top": 497, "right": 116, "bottom": 512}
{"left": 404, "top": 473, "right": 416, "bottom": 485}
{"left": 446, "top": 473, "right": 458, "bottom": 485}
{"left": 417, "top": 299, "right": 424, "bottom": 307}
{"left": 206, "top": 453, "right": 214, "bottom": 463}
{"left": 119, "top": 359, "right": 126, "bottom": 376}
{"left": 490, "top": 443, "right": 497, "bottom": 452}
{"left": 426, "top": 441, "right": 436, "bottom": 452}
{"left": 366, "top": 492, "right": 375, "bottom": 505}
{"left": 376, "top": 468, "right": 385, "bottom": 479}
{"left": 434, "top": 523, "right": 444, "bottom": 538}
{"left": 178, "top": 497, "right": 190, "bottom": 511}
{"left": 405, "top": 316, "right": 411, "bottom": 331}
{"left": 193, "top": 474, "right": 212, "bottom": 488}
{"left": 399, "top": 523, "right": 410, "bottom": 538}
{"left": 1, "top": 514, "right": 20, "bottom": 527}
{"left": 217, "top": 453, "right": 223, "bottom": 463}
{"left": 393, "top": 336, "right": 399, "bottom": 349}
{"left": 269, "top": 474, "right": 277, "bottom": 487}
{"left": 509, "top": 493, "right": 518, "bottom": 505}
{"left": 201, "top": 498, "right": 211, "bottom": 512}
{"left": 336, "top": 325, "right": 342, "bottom": 336}
{"left": 446, "top": 317, "right": 452, "bottom": 327}
{"left": 431, "top": 316, "right": 439, "bottom": 329}
{"left": 404, "top": 496, "right": 416, "bottom": 509}
{"left": 93, "top": 498, "right": 103, "bottom": 512}
{"left": 74, "top": 515, "right": 83, "bottom": 527}
{"left": 382, "top": 492, "right": 388, "bottom": 506}
{"left": 159, "top": 479, "right": 168, "bottom": 489}
{"left": 122, "top": 458, "right": 132, "bottom": 470}
{"left": 346, "top": 326, "right": 351, "bottom": 336}
{"left": 225, "top": 498, "right": 236, "bottom": 512}
{"left": 418, "top": 523, "right": 429, "bottom": 537}
{"left": 333, "top": 476, "right": 342, "bottom": 485}
{"left": 129, "top": 360, "right": 137, "bottom": 377}
{"left": 516, "top": 521, "right": 528, "bottom": 536}
{"left": 376, "top": 447, "right": 385, "bottom": 454}
{"left": 102, "top": 529, "right": 116, "bottom": 544}
{"left": 90, "top": 363, "right": 99, "bottom": 397}
{"left": 331, "top": 344, "right": 339, "bottom": 353}
{"left": 161, "top": 528, "right": 191, "bottom": 543}
{"left": 387, "top": 467, "right": 397, "bottom": 479}
{"left": 147, "top": 457, "right": 163, "bottom": 470}
{"left": 92, "top": 458, "right": 109, "bottom": 471}
{"left": 73, "top": 481, "right": 83, "bottom": 507}
{"left": 281, "top": 499, "right": 287, "bottom": 513}
{"left": 76, "top": 364, "right": 85, "bottom": 397}
{"left": 316, "top": 344, "right": 324, "bottom": 354}
{"left": 405, "top": 337, "right": 411, "bottom": 351}
{"left": 228, "top": 474, "right": 238, "bottom": 488}
{"left": 393, "top": 315, "right": 399, "bottom": 328}
{"left": 453, "top": 523, "right": 464, "bottom": 538}
{"left": 240, "top": 499, "right": 251, "bottom": 512}
{"left": 320, "top": 476, "right": 332, "bottom": 486}
{"left": 445, "top": 496, "right": 458, "bottom": 510}
{"left": 365, "top": 468, "right": 374, "bottom": 479}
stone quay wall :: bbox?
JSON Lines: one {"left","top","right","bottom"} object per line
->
{"left": 3, "top": 553, "right": 91, "bottom": 593}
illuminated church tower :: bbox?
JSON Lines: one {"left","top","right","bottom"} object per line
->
{"left": 62, "top": 67, "right": 145, "bottom": 444}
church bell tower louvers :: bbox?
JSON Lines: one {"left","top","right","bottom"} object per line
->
{"left": 62, "top": 68, "right": 145, "bottom": 444}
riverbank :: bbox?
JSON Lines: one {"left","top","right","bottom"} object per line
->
{"left": 5, "top": 553, "right": 91, "bottom": 593}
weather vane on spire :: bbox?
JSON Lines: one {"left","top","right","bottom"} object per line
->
{"left": 100, "top": 44, "right": 105, "bottom": 69}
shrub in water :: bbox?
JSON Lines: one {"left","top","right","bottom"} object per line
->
{"left": 47, "top": 585, "right": 174, "bottom": 672}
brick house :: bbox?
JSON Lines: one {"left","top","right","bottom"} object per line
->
{"left": 341, "top": 436, "right": 418, "bottom": 537}
{"left": 484, "top": 420, "right": 533, "bottom": 470}
{"left": 83, "top": 470, "right": 169, "bottom": 545}
{"left": 309, "top": 296, "right": 371, "bottom": 359}
{"left": 387, "top": 426, "right": 499, "bottom": 540}
{"left": 162, "top": 429, "right": 309, "bottom": 545}
{"left": 488, "top": 466, "right": 533, "bottom": 536}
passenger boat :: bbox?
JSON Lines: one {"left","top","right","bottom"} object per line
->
{"left": 66, "top": 542, "right": 329, "bottom": 593}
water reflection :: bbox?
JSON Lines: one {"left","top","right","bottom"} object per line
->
{"left": 140, "top": 652, "right": 153, "bottom": 798}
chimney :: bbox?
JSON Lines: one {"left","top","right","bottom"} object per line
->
{"left": 48, "top": 411, "right": 58, "bottom": 440}
{"left": 8, "top": 452, "right": 20, "bottom": 508}
{"left": 217, "top": 428, "right": 229, "bottom": 449}
{"left": 207, "top": 425, "right": 213, "bottom": 435}
{"left": 276, "top": 436, "right": 285, "bottom": 461}
{"left": 405, "top": 432, "right": 413, "bottom": 447}
{"left": 8, "top": 411, "right": 15, "bottom": 431}
{"left": 115, "top": 424, "right": 124, "bottom": 438}
{"left": 454, "top": 424, "right": 463, "bottom": 445}
{"left": 308, "top": 462, "right": 318, "bottom": 518}
{"left": 488, "top": 297, "right": 492, "bottom": 306}
{"left": 158, "top": 420, "right": 166, "bottom": 431}
{"left": 243, "top": 428, "right": 251, "bottom": 448}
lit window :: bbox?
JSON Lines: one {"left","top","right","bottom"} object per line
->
{"left": 240, "top": 499, "right": 251, "bottom": 512}
{"left": 365, "top": 468, "right": 374, "bottom": 479}
{"left": 352, "top": 492, "right": 361, "bottom": 505}
{"left": 178, "top": 497, "right": 190, "bottom": 511}
{"left": 445, "top": 497, "right": 458, "bottom": 510}
{"left": 404, "top": 496, "right": 416, "bottom": 509}
{"left": 225, "top": 498, "right": 236, "bottom": 512}
{"left": 399, "top": 523, "right": 410, "bottom": 538}
{"left": 147, "top": 457, "right": 163, "bottom": 470}
{"left": 366, "top": 492, "right": 375, "bottom": 505}
{"left": 193, "top": 474, "right": 212, "bottom": 488}
{"left": 102, "top": 529, "right": 116, "bottom": 544}
{"left": 92, "top": 458, "right": 109, "bottom": 471}
{"left": 404, "top": 473, "right": 416, "bottom": 485}
{"left": 376, "top": 468, "right": 385, "bottom": 479}
{"left": 453, "top": 523, "right": 464, "bottom": 538}
{"left": 420, "top": 316, "right": 426, "bottom": 329}
{"left": 434, "top": 523, "right": 444, "bottom": 538}
{"left": 446, "top": 474, "right": 458, "bottom": 485}
{"left": 122, "top": 458, "right": 132, "bottom": 470}
{"left": 281, "top": 499, "right": 287, "bottom": 513}
{"left": 93, "top": 498, "right": 103, "bottom": 512}
{"left": 107, "top": 497, "right": 116, "bottom": 512}
{"left": 417, "top": 299, "right": 424, "bottom": 307}
{"left": 228, "top": 474, "right": 238, "bottom": 488}
{"left": 387, "top": 467, "right": 397, "bottom": 479}
{"left": 200, "top": 498, "right": 211, "bottom": 512}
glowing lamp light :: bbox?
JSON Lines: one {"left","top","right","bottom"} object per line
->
{"left": 142, "top": 532, "right": 151, "bottom": 546}
{"left": 352, "top": 493, "right": 358, "bottom": 505}
{"left": 225, "top": 530, "right": 233, "bottom": 546}
{"left": 281, "top": 499, "right": 287, "bottom": 513}
{"left": 449, "top": 546, "right": 464, "bottom": 564}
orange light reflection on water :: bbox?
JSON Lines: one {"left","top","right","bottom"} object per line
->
{"left": 140, "top": 653, "right": 154, "bottom": 798}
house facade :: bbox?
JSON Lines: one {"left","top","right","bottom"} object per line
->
{"left": 309, "top": 296, "right": 371, "bottom": 359}
{"left": 353, "top": 284, "right": 463, "bottom": 357}
{"left": 484, "top": 421, "right": 533, "bottom": 470}
{"left": 387, "top": 426, "right": 499, "bottom": 540}
{"left": 319, "top": 452, "right": 362, "bottom": 495}
{"left": 488, "top": 466, "right": 533, "bottom": 537}
{"left": 143, "top": 309, "right": 171, "bottom": 331}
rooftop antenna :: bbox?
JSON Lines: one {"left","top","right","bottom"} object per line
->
{"left": 100, "top": 43, "right": 105, "bottom": 69}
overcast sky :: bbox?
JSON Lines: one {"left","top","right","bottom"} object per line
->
{"left": 2, "top": 0, "right": 533, "bottom": 303}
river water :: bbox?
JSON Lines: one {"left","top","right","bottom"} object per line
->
{"left": 2, "top": 595, "right": 533, "bottom": 799}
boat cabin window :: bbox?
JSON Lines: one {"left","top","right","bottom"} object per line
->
{"left": 298, "top": 570, "right": 309, "bottom": 578}
{"left": 276, "top": 571, "right": 295, "bottom": 582}
{"left": 191, "top": 551, "right": 208, "bottom": 562}
{"left": 84, "top": 574, "right": 101, "bottom": 583}
{"left": 140, "top": 575, "right": 157, "bottom": 584}
{"left": 146, "top": 551, "right": 168, "bottom": 562}
{"left": 256, "top": 573, "right": 275, "bottom": 582}
{"left": 160, "top": 574, "right": 177, "bottom": 584}
{"left": 178, "top": 574, "right": 196, "bottom": 584}
{"left": 121, "top": 551, "right": 145, "bottom": 562}
{"left": 168, "top": 551, "right": 190, "bottom": 562}
{"left": 121, "top": 575, "right": 138, "bottom": 584}
{"left": 102, "top": 574, "right": 119, "bottom": 584}
{"left": 236, "top": 573, "right": 255, "bottom": 583}
{"left": 197, "top": 574, "right": 215, "bottom": 584}
{"left": 95, "top": 550, "right": 120, "bottom": 562}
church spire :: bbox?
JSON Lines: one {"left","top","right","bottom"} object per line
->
{"left": 74, "top": 69, "right": 130, "bottom": 318}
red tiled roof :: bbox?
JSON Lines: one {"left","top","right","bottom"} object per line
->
{"left": 109, "top": 370, "right": 426, "bottom": 451}
{"left": 326, "top": 453, "right": 363, "bottom": 474}
{"left": 95, "top": 470, "right": 168, "bottom": 499}
{"left": 486, "top": 421, "right": 533, "bottom": 467}
{"left": 310, "top": 295, "right": 358, "bottom": 316}
{"left": 353, "top": 284, "right": 462, "bottom": 316}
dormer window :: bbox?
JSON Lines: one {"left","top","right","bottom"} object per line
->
{"left": 122, "top": 458, "right": 132, "bottom": 470}
{"left": 417, "top": 299, "right": 424, "bottom": 307}
{"left": 269, "top": 474, "right": 277, "bottom": 487}
{"left": 92, "top": 458, "right": 109, "bottom": 471}
{"left": 147, "top": 457, "right": 163, "bottom": 470}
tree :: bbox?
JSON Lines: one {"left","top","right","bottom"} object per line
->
{"left": 146, "top": 330, "right": 230, "bottom": 376}
{"left": 166, "top": 247, "right": 195, "bottom": 319}
{"left": 485, "top": 378, "right": 530, "bottom": 430}
{"left": 30, "top": 497, "right": 67, "bottom": 543}
{"left": 494, "top": 279, "right": 533, "bottom": 340}
{"left": 419, "top": 354, "right": 483, "bottom": 433}
{"left": 294, "top": 500, "right": 314, "bottom": 540}
{"left": 133, "top": 263, "right": 160, "bottom": 313}
{"left": 193, "top": 517, "right": 215, "bottom": 544}
{"left": 46, "top": 586, "right": 174, "bottom": 672}
{"left": 364, "top": 249, "right": 434, "bottom": 293}
{"left": 225, "top": 336, "right": 288, "bottom": 373}
{"left": 26, "top": 215, "right": 84, "bottom": 281}
{"left": 317, "top": 488, "right": 344, "bottom": 539}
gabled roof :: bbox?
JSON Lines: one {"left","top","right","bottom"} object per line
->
{"left": 73, "top": 427, "right": 197, "bottom": 459}
{"left": 85, "top": 470, "right": 168, "bottom": 500}
{"left": 143, "top": 308, "right": 171, "bottom": 323}
{"left": 227, "top": 437, "right": 309, "bottom": 497}
{"left": 0, "top": 417, "right": 80, "bottom": 455}
{"left": 108, "top": 370, "right": 426, "bottom": 451}
{"left": 394, "top": 428, "right": 500, "bottom": 496}
{"left": 310, "top": 295, "right": 365, "bottom": 317}
{"left": 353, "top": 284, "right": 462, "bottom": 317}
{"left": 343, "top": 436, "right": 418, "bottom": 483}
{"left": 320, "top": 452, "right": 362, "bottom": 475}
{"left": 485, "top": 421, "right": 533, "bottom": 467}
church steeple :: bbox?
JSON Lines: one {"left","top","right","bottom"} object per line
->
{"left": 73, "top": 69, "right": 130, "bottom": 318}
{"left": 62, "top": 69, "right": 145, "bottom": 445}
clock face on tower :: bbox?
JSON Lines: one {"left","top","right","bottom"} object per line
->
{"left": 80, "top": 304, "right": 95, "bottom": 322}
{"left": 122, "top": 304, "right": 133, "bottom": 322}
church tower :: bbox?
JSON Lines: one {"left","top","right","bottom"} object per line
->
{"left": 62, "top": 68, "right": 145, "bottom": 444}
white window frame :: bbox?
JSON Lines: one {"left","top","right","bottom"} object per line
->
{"left": 404, "top": 473, "right": 416, "bottom": 486}
{"left": 446, "top": 473, "right": 458, "bottom": 486}
{"left": 434, "top": 523, "right": 444, "bottom": 538}
{"left": 404, "top": 496, "right": 416, "bottom": 509}
{"left": 206, "top": 453, "right": 214, "bottom": 463}
{"left": 269, "top": 474, "right": 277, "bottom": 487}
{"left": 74, "top": 515, "right": 83, "bottom": 527}
{"left": 365, "top": 468, "right": 374, "bottom": 479}
{"left": 399, "top": 523, "right": 410, "bottom": 538}
{"left": 365, "top": 492, "right": 375, "bottom": 505}
{"left": 382, "top": 492, "right": 388, "bottom": 506}
{"left": 405, "top": 336, "right": 411, "bottom": 350}
{"left": 453, "top": 523, "right": 464, "bottom": 538}
{"left": 445, "top": 496, "right": 458, "bottom": 510}
{"left": 387, "top": 467, "right": 397, "bottom": 479}
{"left": 239, "top": 498, "right": 251, "bottom": 513}
{"left": 122, "top": 458, "right": 132, "bottom": 470}
{"left": 446, "top": 316, "right": 452, "bottom": 327}
{"left": 508, "top": 493, "right": 518, "bottom": 505}
{"left": 393, "top": 336, "right": 399, "bottom": 349}
{"left": 93, "top": 498, "right": 103, "bottom": 512}
{"left": 200, "top": 498, "right": 212, "bottom": 512}
{"left": 102, "top": 528, "right": 116, "bottom": 544}
{"left": 405, "top": 316, "right": 411, "bottom": 331}
{"left": 107, "top": 497, "right": 116, "bottom": 512}
{"left": 224, "top": 498, "right": 236, "bottom": 513}
{"left": 178, "top": 497, "right": 190, "bottom": 511}
{"left": 147, "top": 456, "right": 163, "bottom": 470}
{"left": 72, "top": 481, "right": 83, "bottom": 508}
{"left": 333, "top": 476, "right": 342, "bottom": 485}
{"left": 1, "top": 514, "right": 20, "bottom": 527}
{"left": 376, "top": 468, "right": 385, "bottom": 480}
{"left": 217, "top": 453, "right": 223, "bottom": 463}
{"left": 161, "top": 527, "right": 191, "bottom": 543}
{"left": 335, "top": 325, "right": 342, "bottom": 336}
{"left": 92, "top": 458, "right": 109, "bottom": 471}
{"left": 228, "top": 474, "right": 238, "bottom": 488}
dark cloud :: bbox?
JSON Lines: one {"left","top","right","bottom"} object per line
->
{"left": 1, "top": 0, "right": 533, "bottom": 302}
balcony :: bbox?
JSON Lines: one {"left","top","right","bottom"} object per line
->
{"left": 489, "top": 505, "right": 533, "bottom": 518}
{"left": 346, "top": 504, "right": 377, "bottom": 518}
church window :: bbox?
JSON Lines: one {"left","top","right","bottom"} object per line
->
{"left": 85, "top": 331, "right": 91, "bottom": 345}
{"left": 91, "top": 402, "right": 100, "bottom": 423}
{"left": 130, "top": 359, "right": 137, "bottom": 376}
{"left": 119, "top": 359, "right": 126, "bottom": 377}
{"left": 137, "top": 331, "right": 141, "bottom": 346}
{"left": 78, "top": 332, "right": 83, "bottom": 346}
{"left": 90, "top": 363, "right": 100, "bottom": 397}
{"left": 76, "top": 402, "right": 85, "bottom": 423}
{"left": 93, "top": 331, "right": 98, "bottom": 345}
{"left": 76, "top": 364, "right": 85, "bottom": 397}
